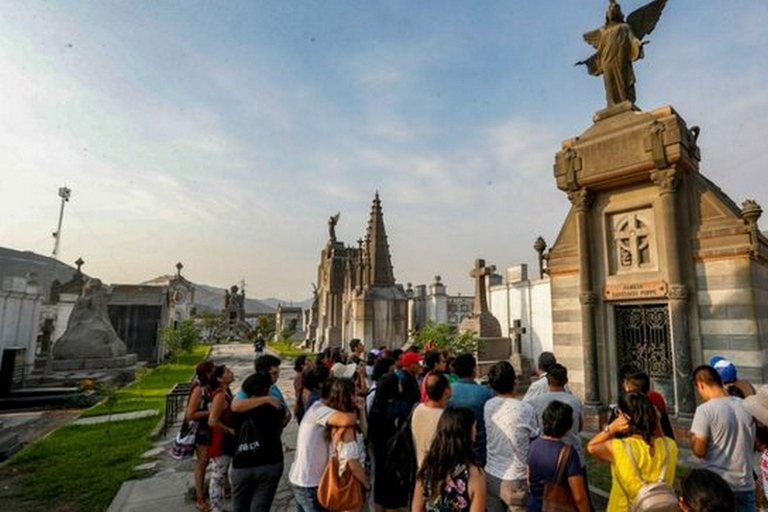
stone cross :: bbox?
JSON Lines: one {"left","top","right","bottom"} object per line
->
{"left": 176, "top": 262, "right": 183, "bottom": 277}
{"left": 510, "top": 319, "right": 526, "bottom": 355}
{"left": 75, "top": 257, "right": 84, "bottom": 271}
{"left": 470, "top": 259, "right": 495, "bottom": 315}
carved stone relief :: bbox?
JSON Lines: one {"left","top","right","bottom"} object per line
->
{"left": 608, "top": 208, "right": 657, "bottom": 274}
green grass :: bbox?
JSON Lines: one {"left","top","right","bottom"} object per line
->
{"left": 0, "top": 344, "right": 211, "bottom": 511}
{"left": 269, "top": 340, "right": 310, "bottom": 359}
{"left": 82, "top": 344, "right": 210, "bottom": 417}
{"left": 6, "top": 416, "right": 157, "bottom": 511}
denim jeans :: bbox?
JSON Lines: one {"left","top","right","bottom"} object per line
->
{"left": 291, "top": 485, "right": 327, "bottom": 512}
{"left": 734, "top": 489, "right": 756, "bottom": 512}
{"left": 230, "top": 462, "right": 283, "bottom": 512}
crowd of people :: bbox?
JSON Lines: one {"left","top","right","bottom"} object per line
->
{"left": 177, "top": 341, "right": 768, "bottom": 512}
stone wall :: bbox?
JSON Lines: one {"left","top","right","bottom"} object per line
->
{"left": 488, "top": 275, "right": 553, "bottom": 360}
{"left": 0, "top": 277, "right": 43, "bottom": 375}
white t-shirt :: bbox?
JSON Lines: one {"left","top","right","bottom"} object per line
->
{"left": 289, "top": 401, "right": 336, "bottom": 487}
{"left": 411, "top": 404, "right": 445, "bottom": 469}
{"left": 484, "top": 396, "right": 539, "bottom": 481}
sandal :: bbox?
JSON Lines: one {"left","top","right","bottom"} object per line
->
{"left": 195, "top": 499, "right": 210, "bottom": 512}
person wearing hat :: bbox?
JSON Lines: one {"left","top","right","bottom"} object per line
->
{"left": 710, "top": 356, "right": 756, "bottom": 398}
{"left": 396, "top": 350, "right": 423, "bottom": 408}
{"left": 744, "top": 386, "right": 768, "bottom": 507}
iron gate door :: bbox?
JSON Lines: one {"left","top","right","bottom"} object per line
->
{"left": 615, "top": 304, "right": 674, "bottom": 409}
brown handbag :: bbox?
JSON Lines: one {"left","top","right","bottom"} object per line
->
{"left": 316, "top": 428, "right": 364, "bottom": 511}
{"left": 542, "top": 444, "right": 577, "bottom": 512}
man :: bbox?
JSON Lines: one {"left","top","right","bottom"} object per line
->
{"left": 348, "top": 338, "right": 365, "bottom": 364}
{"left": 690, "top": 365, "right": 756, "bottom": 511}
{"left": 529, "top": 364, "right": 588, "bottom": 487}
{"left": 254, "top": 354, "right": 292, "bottom": 425}
{"left": 523, "top": 351, "right": 558, "bottom": 402}
{"left": 412, "top": 372, "right": 451, "bottom": 468}
{"left": 420, "top": 350, "right": 447, "bottom": 403}
{"left": 396, "top": 351, "right": 423, "bottom": 407}
{"left": 253, "top": 334, "right": 265, "bottom": 357}
{"left": 447, "top": 353, "right": 493, "bottom": 465}
{"left": 289, "top": 379, "right": 360, "bottom": 512}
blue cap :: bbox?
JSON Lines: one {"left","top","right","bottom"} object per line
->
{"left": 710, "top": 356, "right": 738, "bottom": 383}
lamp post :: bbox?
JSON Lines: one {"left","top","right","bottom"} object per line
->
{"left": 51, "top": 186, "right": 72, "bottom": 260}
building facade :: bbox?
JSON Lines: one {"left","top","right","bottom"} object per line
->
{"left": 548, "top": 103, "right": 768, "bottom": 421}
{"left": 310, "top": 193, "right": 408, "bottom": 351}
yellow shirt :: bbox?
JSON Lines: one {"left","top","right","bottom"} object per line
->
{"left": 607, "top": 436, "right": 677, "bottom": 512}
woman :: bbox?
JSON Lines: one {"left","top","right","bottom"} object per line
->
{"left": 586, "top": 391, "right": 677, "bottom": 511}
{"left": 368, "top": 372, "right": 412, "bottom": 512}
{"left": 679, "top": 468, "right": 736, "bottom": 512}
{"left": 527, "top": 401, "right": 590, "bottom": 512}
{"left": 326, "top": 377, "right": 370, "bottom": 511}
{"left": 412, "top": 407, "right": 486, "bottom": 512}
{"left": 292, "top": 355, "right": 312, "bottom": 422}
{"left": 185, "top": 360, "right": 215, "bottom": 512}
{"left": 483, "top": 362, "right": 538, "bottom": 512}
{"left": 230, "top": 372, "right": 287, "bottom": 512}
{"left": 208, "top": 365, "right": 236, "bottom": 512}
{"left": 297, "top": 364, "right": 330, "bottom": 424}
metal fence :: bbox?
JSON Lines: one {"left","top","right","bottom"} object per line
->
{"left": 163, "top": 382, "right": 193, "bottom": 436}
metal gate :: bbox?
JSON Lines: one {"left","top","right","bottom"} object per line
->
{"left": 615, "top": 304, "right": 674, "bottom": 408}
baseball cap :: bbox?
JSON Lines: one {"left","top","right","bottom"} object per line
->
{"left": 401, "top": 352, "right": 424, "bottom": 366}
{"left": 709, "top": 356, "right": 738, "bottom": 383}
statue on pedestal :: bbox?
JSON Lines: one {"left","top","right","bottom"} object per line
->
{"left": 52, "top": 279, "right": 128, "bottom": 360}
{"left": 576, "top": 0, "right": 667, "bottom": 107}
{"left": 328, "top": 212, "right": 340, "bottom": 243}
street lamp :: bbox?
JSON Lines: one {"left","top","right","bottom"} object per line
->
{"left": 52, "top": 186, "right": 72, "bottom": 259}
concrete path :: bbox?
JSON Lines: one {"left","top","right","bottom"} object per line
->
{"left": 109, "top": 343, "right": 299, "bottom": 512}
{"left": 73, "top": 409, "right": 158, "bottom": 425}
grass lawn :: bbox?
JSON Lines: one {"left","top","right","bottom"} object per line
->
{"left": 4, "top": 416, "right": 157, "bottom": 511}
{"left": 268, "top": 340, "right": 310, "bottom": 359}
{"left": 0, "top": 344, "right": 211, "bottom": 511}
{"left": 82, "top": 344, "right": 210, "bottom": 417}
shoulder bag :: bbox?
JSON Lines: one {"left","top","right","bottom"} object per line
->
{"left": 317, "top": 427, "right": 364, "bottom": 511}
{"left": 542, "top": 444, "right": 577, "bottom": 512}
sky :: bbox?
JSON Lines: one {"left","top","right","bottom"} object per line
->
{"left": 1, "top": 1, "right": 767, "bottom": 300}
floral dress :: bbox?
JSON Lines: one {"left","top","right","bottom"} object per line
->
{"left": 424, "top": 463, "right": 471, "bottom": 512}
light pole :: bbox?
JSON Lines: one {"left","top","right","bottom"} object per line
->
{"left": 51, "top": 186, "right": 71, "bottom": 260}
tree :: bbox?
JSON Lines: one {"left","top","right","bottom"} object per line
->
{"left": 162, "top": 318, "right": 202, "bottom": 360}
{"left": 197, "top": 312, "right": 220, "bottom": 341}
{"left": 413, "top": 321, "right": 479, "bottom": 356}
{"left": 257, "top": 314, "right": 275, "bottom": 339}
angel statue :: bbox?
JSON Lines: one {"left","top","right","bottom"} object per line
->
{"left": 328, "top": 212, "right": 340, "bottom": 242}
{"left": 576, "top": 0, "right": 667, "bottom": 107}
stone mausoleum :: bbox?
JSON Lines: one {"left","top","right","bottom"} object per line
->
{"left": 548, "top": 101, "right": 768, "bottom": 422}
{"left": 310, "top": 192, "right": 407, "bottom": 351}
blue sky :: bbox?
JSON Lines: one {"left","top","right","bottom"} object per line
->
{"left": 1, "top": 1, "right": 767, "bottom": 299}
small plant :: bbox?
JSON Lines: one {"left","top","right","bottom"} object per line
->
{"left": 96, "top": 383, "right": 119, "bottom": 438}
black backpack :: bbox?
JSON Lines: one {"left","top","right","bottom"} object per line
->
{"left": 382, "top": 404, "right": 418, "bottom": 498}
{"left": 232, "top": 416, "right": 264, "bottom": 468}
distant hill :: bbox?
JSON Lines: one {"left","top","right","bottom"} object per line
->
{"left": 0, "top": 246, "right": 83, "bottom": 297}
{"left": 261, "top": 297, "right": 313, "bottom": 310}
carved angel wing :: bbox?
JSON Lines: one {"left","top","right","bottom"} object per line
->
{"left": 582, "top": 28, "right": 602, "bottom": 49}
{"left": 627, "top": 0, "right": 667, "bottom": 40}
{"left": 330, "top": 212, "right": 340, "bottom": 224}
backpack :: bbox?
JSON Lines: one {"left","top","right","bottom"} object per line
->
{"left": 382, "top": 403, "right": 418, "bottom": 499}
{"left": 620, "top": 438, "right": 678, "bottom": 512}
{"left": 232, "top": 416, "right": 264, "bottom": 468}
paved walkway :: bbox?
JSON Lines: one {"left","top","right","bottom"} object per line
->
{"left": 109, "top": 343, "right": 298, "bottom": 511}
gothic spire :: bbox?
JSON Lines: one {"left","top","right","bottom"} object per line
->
{"left": 364, "top": 191, "right": 396, "bottom": 287}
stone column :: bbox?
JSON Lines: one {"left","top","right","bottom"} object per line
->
{"left": 568, "top": 189, "right": 600, "bottom": 405}
{"left": 651, "top": 169, "right": 695, "bottom": 417}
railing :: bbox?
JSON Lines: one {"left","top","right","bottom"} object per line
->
{"left": 163, "top": 382, "right": 193, "bottom": 436}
